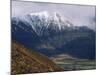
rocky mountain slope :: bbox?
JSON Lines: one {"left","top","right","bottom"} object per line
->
{"left": 11, "top": 40, "right": 63, "bottom": 75}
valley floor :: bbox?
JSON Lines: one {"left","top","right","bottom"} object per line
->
{"left": 54, "top": 59, "right": 96, "bottom": 71}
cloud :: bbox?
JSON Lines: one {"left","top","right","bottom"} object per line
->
{"left": 12, "top": 1, "right": 96, "bottom": 30}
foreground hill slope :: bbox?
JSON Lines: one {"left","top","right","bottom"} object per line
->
{"left": 11, "top": 40, "right": 63, "bottom": 75}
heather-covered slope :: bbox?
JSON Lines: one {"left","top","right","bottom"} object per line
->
{"left": 11, "top": 40, "right": 63, "bottom": 75}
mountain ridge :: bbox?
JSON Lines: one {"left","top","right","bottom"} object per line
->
{"left": 11, "top": 11, "right": 96, "bottom": 59}
{"left": 12, "top": 11, "right": 75, "bottom": 35}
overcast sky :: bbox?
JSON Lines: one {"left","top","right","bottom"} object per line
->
{"left": 12, "top": 1, "right": 96, "bottom": 30}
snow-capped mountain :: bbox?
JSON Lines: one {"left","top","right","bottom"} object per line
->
{"left": 29, "top": 11, "right": 73, "bottom": 30}
{"left": 12, "top": 11, "right": 74, "bottom": 36}
{"left": 11, "top": 11, "right": 96, "bottom": 59}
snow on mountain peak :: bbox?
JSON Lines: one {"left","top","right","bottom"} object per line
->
{"left": 30, "top": 11, "right": 49, "bottom": 18}
{"left": 12, "top": 11, "right": 74, "bottom": 36}
{"left": 29, "top": 11, "right": 69, "bottom": 30}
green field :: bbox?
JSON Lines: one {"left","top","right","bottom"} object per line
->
{"left": 57, "top": 59, "right": 96, "bottom": 71}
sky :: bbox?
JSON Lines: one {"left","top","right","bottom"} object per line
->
{"left": 12, "top": 1, "right": 96, "bottom": 30}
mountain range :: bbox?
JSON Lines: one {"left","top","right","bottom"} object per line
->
{"left": 11, "top": 11, "right": 96, "bottom": 59}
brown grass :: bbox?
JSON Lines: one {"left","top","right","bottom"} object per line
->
{"left": 11, "top": 40, "right": 63, "bottom": 75}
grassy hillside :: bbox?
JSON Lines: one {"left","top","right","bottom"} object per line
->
{"left": 11, "top": 40, "right": 63, "bottom": 75}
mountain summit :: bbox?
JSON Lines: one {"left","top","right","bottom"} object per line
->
{"left": 12, "top": 11, "right": 74, "bottom": 36}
